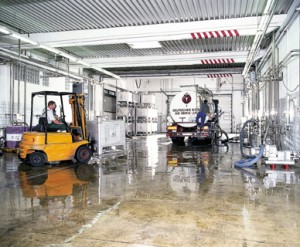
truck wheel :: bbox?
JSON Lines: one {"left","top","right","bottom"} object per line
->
{"left": 29, "top": 152, "right": 46, "bottom": 167}
{"left": 171, "top": 137, "right": 185, "bottom": 144}
{"left": 75, "top": 146, "right": 92, "bottom": 163}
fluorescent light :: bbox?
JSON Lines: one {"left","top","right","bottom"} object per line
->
{"left": 0, "top": 27, "right": 10, "bottom": 35}
{"left": 128, "top": 41, "right": 162, "bottom": 49}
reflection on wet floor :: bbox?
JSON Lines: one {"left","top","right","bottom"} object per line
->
{"left": 0, "top": 135, "right": 300, "bottom": 246}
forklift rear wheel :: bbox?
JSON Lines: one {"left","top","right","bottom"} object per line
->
{"left": 75, "top": 146, "right": 92, "bottom": 163}
{"left": 29, "top": 152, "right": 47, "bottom": 167}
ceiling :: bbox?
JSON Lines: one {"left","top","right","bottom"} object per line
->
{"left": 0, "top": 0, "right": 296, "bottom": 79}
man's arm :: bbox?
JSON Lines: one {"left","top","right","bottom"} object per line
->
{"left": 48, "top": 109, "right": 63, "bottom": 124}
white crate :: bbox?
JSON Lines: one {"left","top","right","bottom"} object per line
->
{"left": 87, "top": 118, "right": 126, "bottom": 155}
{"left": 116, "top": 106, "right": 134, "bottom": 117}
{"left": 132, "top": 93, "right": 139, "bottom": 103}
{"left": 117, "top": 91, "right": 133, "bottom": 102}
{"left": 149, "top": 108, "right": 158, "bottom": 118}
{"left": 141, "top": 94, "right": 156, "bottom": 105}
{"left": 136, "top": 107, "right": 149, "bottom": 118}
{"left": 126, "top": 123, "right": 133, "bottom": 135}
{"left": 152, "top": 122, "right": 157, "bottom": 132}
{"left": 136, "top": 122, "right": 152, "bottom": 134}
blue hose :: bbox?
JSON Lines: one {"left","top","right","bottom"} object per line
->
{"left": 234, "top": 145, "right": 265, "bottom": 168}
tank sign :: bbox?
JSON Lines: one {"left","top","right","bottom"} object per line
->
{"left": 170, "top": 91, "right": 199, "bottom": 128}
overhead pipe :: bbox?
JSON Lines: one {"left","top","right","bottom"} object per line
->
{"left": 271, "top": 32, "right": 275, "bottom": 116}
{"left": 17, "top": 40, "right": 21, "bottom": 115}
{"left": 0, "top": 49, "right": 82, "bottom": 80}
{"left": 24, "top": 67, "right": 27, "bottom": 125}
{"left": 257, "top": 0, "right": 300, "bottom": 72}
{"left": 0, "top": 26, "right": 121, "bottom": 79}
{"left": 299, "top": 14, "right": 300, "bottom": 108}
{"left": 258, "top": 50, "right": 299, "bottom": 82}
{"left": 242, "top": 0, "right": 279, "bottom": 77}
{"left": 9, "top": 63, "right": 14, "bottom": 124}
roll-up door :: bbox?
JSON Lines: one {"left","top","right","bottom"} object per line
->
{"left": 215, "top": 94, "right": 232, "bottom": 133}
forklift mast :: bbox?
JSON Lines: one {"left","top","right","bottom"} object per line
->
{"left": 69, "top": 94, "right": 87, "bottom": 140}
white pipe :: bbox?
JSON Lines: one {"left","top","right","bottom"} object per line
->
{"left": 242, "top": 0, "right": 278, "bottom": 76}
{"left": 0, "top": 50, "right": 82, "bottom": 80}
{"left": 0, "top": 26, "right": 121, "bottom": 79}
{"left": 257, "top": 0, "right": 300, "bottom": 71}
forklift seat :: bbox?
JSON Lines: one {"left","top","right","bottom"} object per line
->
{"left": 33, "top": 117, "right": 57, "bottom": 132}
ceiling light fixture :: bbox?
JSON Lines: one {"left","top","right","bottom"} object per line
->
{"left": 128, "top": 41, "right": 162, "bottom": 49}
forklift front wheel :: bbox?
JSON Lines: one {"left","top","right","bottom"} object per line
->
{"left": 75, "top": 146, "right": 92, "bottom": 163}
{"left": 18, "top": 154, "right": 27, "bottom": 163}
{"left": 29, "top": 152, "right": 47, "bottom": 167}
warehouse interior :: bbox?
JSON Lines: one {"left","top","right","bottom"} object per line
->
{"left": 0, "top": 0, "right": 300, "bottom": 246}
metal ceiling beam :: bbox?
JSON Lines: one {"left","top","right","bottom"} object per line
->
{"left": 82, "top": 51, "right": 252, "bottom": 68}
{"left": 19, "top": 15, "right": 287, "bottom": 48}
{"left": 101, "top": 68, "right": 243, "bottom": 78}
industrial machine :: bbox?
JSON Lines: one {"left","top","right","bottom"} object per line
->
{"left": 19, "top": 91, "right": 92, "bottom": 167}
{"left": 166, "top": 87, "right": 226, "bottom": 145}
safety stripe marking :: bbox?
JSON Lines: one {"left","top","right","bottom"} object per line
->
{"left": 207, "top": 74, "right": 233, "bottom": 78}
{"left": 200, "top": 59, "right": 235, "bottom": 64}
{"left": 191, "top": 29, "right": 239, "bottom": 39}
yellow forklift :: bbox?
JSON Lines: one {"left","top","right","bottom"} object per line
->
{"left": 19, "top": 91, "right": 93, "bottom": 167}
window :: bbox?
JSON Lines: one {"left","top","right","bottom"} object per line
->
{"left": 14, "top": 64, "right": 40, "bottom": 84}
{"left": 42, "top": 72, "right": 49, "bottom": 87}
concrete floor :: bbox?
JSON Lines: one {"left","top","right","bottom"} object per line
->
{"left": 0, "top": 135, "right": 299, "bottom": 247}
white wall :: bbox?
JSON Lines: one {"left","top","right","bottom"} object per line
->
{"left": 0, "top": 65, "right": 72, "bottom": 128}
{"left": 0, "top": 65, "right": 11, "bottom": 127}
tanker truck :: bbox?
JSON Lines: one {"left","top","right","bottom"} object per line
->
{"left": 166, "top": 88, "right": 221, "bottom": 145}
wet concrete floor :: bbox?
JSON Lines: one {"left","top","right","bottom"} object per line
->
{"left": 0, "top": 135, "right": 299, "bottom": 247}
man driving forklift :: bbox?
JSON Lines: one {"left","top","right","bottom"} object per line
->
{"left": 44, "top": 100, "right": 66, "bottom": 131}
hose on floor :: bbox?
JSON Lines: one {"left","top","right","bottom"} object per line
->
{"left": 234, "top": 144, "right": 265, "bottom": 168}
{"left": 214, "top": 125, "right": 229, "bottom": 146}
{"left": 240, "top": 119, "right": 257, "bottom": 158}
